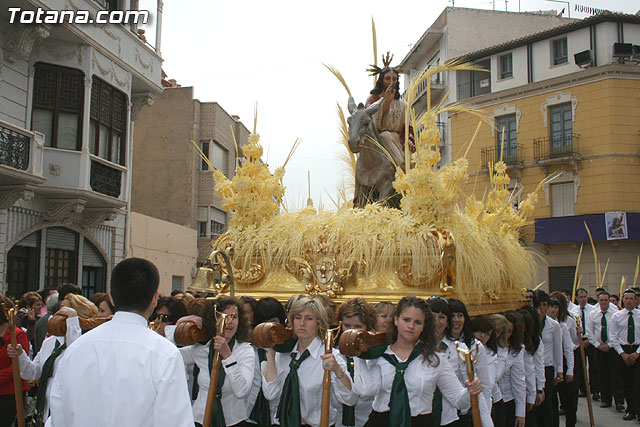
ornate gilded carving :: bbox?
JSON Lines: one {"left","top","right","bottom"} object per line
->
{"left": 213, "top": 234, "right": 264, "bottom": 285}
{"left": 396, "top": 230, "right": 455, "bottom": 292}
{"left": 287, "top": 225, "right": 352, "bottom": 298}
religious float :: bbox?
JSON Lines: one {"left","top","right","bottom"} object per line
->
{"left": 189, "top": 55, "right": 559, "bottom": 316}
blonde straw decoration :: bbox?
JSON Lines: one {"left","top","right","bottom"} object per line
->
{"left": 571, "top": 243, "right": 584, "bottom": 304}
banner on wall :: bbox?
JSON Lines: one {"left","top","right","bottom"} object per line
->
{"left": 605, "top": 212, "right": 627, "bottom": 240}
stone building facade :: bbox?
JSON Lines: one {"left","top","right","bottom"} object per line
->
{"left": 0, "top": 0, "right": 163, "bottom": 297}
{"left": 131, "top": 86, "right": 250, "bottom": 290}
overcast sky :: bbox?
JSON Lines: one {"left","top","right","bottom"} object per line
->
{"left": 139, "top": 0, "right": 637, "bottom": 209}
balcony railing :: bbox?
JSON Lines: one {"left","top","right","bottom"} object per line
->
{"left": 416, "top": 74, "right": 445, "bottom": 98}
{"left": 457, "top": 78, "right": 491, "bottom": 101}
{"left": 481, "top": 144, "right": 524, "bottom": 169}
{"left": 0, "top": 124, "right": 30, "bottom": 170}
{"left": 90, "top": 159, "right": 122, "bottom": 198}
{"left": 533, "top": 134, "right": 581, "bottom": 162}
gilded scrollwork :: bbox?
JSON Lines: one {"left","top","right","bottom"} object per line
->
{"left": 213, "top": 233, "right": 264, "bottom": 285}
{"left": 396, "top": 230, "right": 455, "bottom": 292}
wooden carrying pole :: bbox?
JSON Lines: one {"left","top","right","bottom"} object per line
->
{"left": 320, "top": 326, "right": 340, "bottom": 427}
{"left": 202, "top": 311, "right": 231, "bottom": 427}
{"left": 576, "top": 316, "right": 595, "bottom": 427}
{"left": 456, "top": 342, "right": 481, "bottom": 427}
{"left": 2, "top": 305, "right": 24, "bottom": 427}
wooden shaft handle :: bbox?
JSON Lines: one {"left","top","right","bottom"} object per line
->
{"left": 338, "top": 329, "right": 387, "bottom": 356}
{"left": 47, "top": 314, "right": 108, "bottom": 336}
{"left": 8, "top": 326, "right": 25, "bottom": 427}
{"left": 465, "top": 354, "right": 481, "bottom": 427}
{"left": 252, "top": 322, "right": 294, "bottom": 348}
{"left": 174, "top": 320, "right": 208, "bottom": 346}
{"left": 202, "top": 352, "right": 222, "bottom": 427}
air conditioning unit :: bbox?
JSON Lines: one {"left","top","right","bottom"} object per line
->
{"left": 613, "top": 42, "right": 633, "bottom": 61}
{"left": 574, "top": 50, "right": 594, "bottom": 68}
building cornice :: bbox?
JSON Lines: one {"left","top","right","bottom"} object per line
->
{"left": 454, "top": 64, "right": 640, "bottom": 109}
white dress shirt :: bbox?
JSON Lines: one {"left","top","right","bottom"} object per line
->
{"left": 334, "top": 354, "right": 373, "bottom": 427}
{"left": 558, "top": 321, "right": 575, "bottom": 377}
{"left": 491, "top": 347, "right": 508, "bottom": 403}
{"left": 354, "top": 345, "right": 470, "bottom": 418}
{"left": 533, "top": 340, "right": 545, "bottom": 392}
{"left": 261, "top": 336, "right": 352, "bottom": 427}
{"left": 440, "top": 337, "right": 493, "bottom": 427}
{"left": 46, "top": 311, "right": 194, "bottom": 427}
{"left": 586, "top": 307, "right": 616, "bottom": 348}
{"left": 247, "top": 346, "right": 280, "bottom": 426}
{"left": 563, "top": 315, "right": 579, "bottom": 350}
{"left": 497, "top": 346, "right": 526, "bottom": 417}
{"left": 523, "top": 350, "right": 536, "bottom": 405}
{"left": 571, "top": 304, "right": 596, "bottom": 336}
{"left": 610, "top": 308, "right": 640, "bottom": 355}
{"left": 17, "top": 316, "right": 81, "bottom": 422}
{"left": 567, "top": 301, "right": 579, "bottom": 314}
{"left": 541, "top": 315, "right": 563, "bottom": 375}
{"left": 179, "top": 339, "right": 255, "bottom": 425}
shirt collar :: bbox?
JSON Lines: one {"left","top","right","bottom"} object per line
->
{"left": 112, "top": 311, "right": 149, "bottom": 327}
{"left": 293, "top": 335, "right": 323, "bottom": 359}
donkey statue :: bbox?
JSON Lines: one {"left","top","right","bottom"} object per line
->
{"left": 347, "top": 97, "right": 400, "bottom": 208}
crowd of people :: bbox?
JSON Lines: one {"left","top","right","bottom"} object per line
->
{"left": 1, "top": 257, "right": 640, "bottom": 427}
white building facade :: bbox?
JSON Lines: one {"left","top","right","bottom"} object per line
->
{"left": 0, "top": 0, "right": 163, "bottom": 297}
{"left": 399, "top": 7, "right": 573, "bottom": 166}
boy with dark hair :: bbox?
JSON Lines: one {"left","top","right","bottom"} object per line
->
{"left": 47, "top": 258, "right": 194, "bottom": 427}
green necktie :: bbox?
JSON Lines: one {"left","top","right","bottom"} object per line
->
{"left": 36, "top": 340, "right": 66, "bottom": 414}
{"left": 628, "top": 311, "right": 636, "bottom": 344}
{"left": 276, "top": 347, "right": 311, "bottom": 427}
{"left": 381, "top": 345, "right": 423, "bottom": 427}
{"left": 341, "top": 356, "right": 356, "bottom": 427}
{"left": 207, "top": 337, "right": 236, "bottom": 427}
{"left": 542, "top": 316, "right": 546, "bottom": 332}
{"left": 601, "top": 311, "right": 608, "bottom": 343}
{"left": 581, "top": 307, "right": 586, "bottom": 334}
{"left": 432, "top": 341, "right": 448, "bottom": 427}
{"left": 249, "top": 348, "right": 271, "bottom": 427}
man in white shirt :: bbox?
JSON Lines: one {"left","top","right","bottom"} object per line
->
{"left": 586, "top": 291, "right": 624, "bottom": 411}
{"left": 610, "top": 289, "right": 640, "bottom": 421}
{"left": 46, "top": 258, "right": 194, "bottom": 427}
{"left": 534, "top": 290, "right": 563, "bottom": 427}
{"left": 572, "top": 288, "right": 599, "bottom": 400}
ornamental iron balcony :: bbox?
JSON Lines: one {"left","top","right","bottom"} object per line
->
{"left": 0, "top": 124, "right": 30, "bottom": 170}
{"left": 481, "top": 144, "right": 524, "bottom": 169}
{"left": 533, "top": 134, "right": 581, "bottom": 162}
{"left": 90, "top": 159, "right": 122, "bottom": 198}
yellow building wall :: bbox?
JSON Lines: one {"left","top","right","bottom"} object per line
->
{"left": 450, "top": 77, "right": 640, "bottom": 218}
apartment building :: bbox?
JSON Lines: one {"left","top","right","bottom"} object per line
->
{"left": 131, "top": 85, "right": 250, "bottom": 292}
{"left": 448, "top": 12, "right": 640, "bottom": 293}
{"left": 399, "top": 7, "right": 574, "bottom": 166}
{"left": 0, "top": 0, "right": 163, "bottom": 297}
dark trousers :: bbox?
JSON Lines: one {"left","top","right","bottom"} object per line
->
{"left": 557, "top": 355, "right": 579, "bottom": 427}
{"left": 526, "top": 408, "right": 537, "bottom": 427}
{"left": 364, "top": 410, "right": 433, "bottom": 427}
{"left": 491, "top": 399, "right": 505, "bottom": 427}
{"left": 583, "top": 344, "right": 600, "bottom": 395}
{"left": 504, "top": 399, "right": 515, "bottom": 427}
{"left": 619, "top": 346, "right": 640, "bottom": 417}
{"left": 195, "top": 422, "right": 249, "bottom": 427}
{"left": 0, "top": 393, "right": 24, "bottom": 427}
{"left": 536, "top": 366, "right": 556, "bottom": 427}
{"left": 595, "top": 347, "right": 624, "bottom": 405}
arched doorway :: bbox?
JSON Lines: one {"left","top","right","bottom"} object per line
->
{"left": 5, "top": 226, "right": 107, "bottom": 298}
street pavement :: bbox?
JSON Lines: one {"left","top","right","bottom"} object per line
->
{"left": 575, "top": 394, "right": 636, "bottom": 426}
